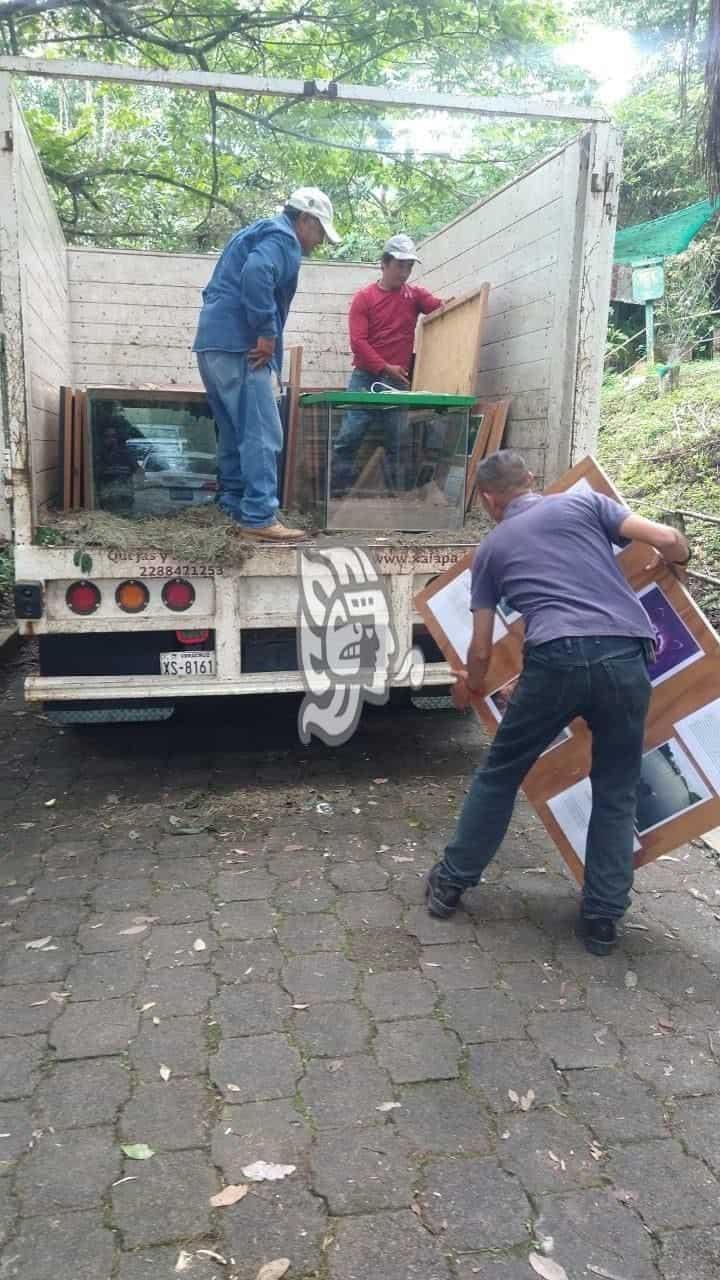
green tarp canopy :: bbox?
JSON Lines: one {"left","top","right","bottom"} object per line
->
{"left": 614, "top": 198, "right": 720, "bottom": 264}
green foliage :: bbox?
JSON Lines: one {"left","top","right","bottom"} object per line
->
{"left": 0, "top": 543, "right": 13, "bottom": 622}
{"left": 615, "top": 73, "right": 706, "bottom": 223}
{"left": 1, "top": 0, "right": 588, "bottom": 253}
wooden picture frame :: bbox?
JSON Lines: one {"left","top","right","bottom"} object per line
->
{"left": 465, "top": 397, "right": 511, "bottom": 511}
{"left": 412, "top": 284, "right": 489, "bottom": 396}
{"left": 282, "top": 344, "right": 303, "bottom": 509}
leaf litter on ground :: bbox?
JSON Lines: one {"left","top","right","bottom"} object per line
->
{"left": 242, "top": 1161, "right": 295, "bottom": 1182}
{"left": 529, "top": 1251, "right": 569, "bottom": 1280}
{"left": 121, "top": 1143, "right": 155, "bottom": 1160}
{"left": 256, "top": 1262, "right": 290, "bottom": 1280}
{"left": 210, "top": 1183, "right": 248, "bottom": 1207}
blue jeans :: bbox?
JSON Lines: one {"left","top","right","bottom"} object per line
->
{"left": 196, "top": 349, "right": 282, "bottom": 528}
{"left": 332, "top": 369, "right": 409, "bottom": 492}
{"left": 441, "top": 636, "right": 653, "bottom": 919}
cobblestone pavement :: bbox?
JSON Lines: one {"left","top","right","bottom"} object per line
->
{"left": 0, "top": 655, "right": 719, "bottom": 1280}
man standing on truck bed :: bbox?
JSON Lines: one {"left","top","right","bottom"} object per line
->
{"left": 194, "top": 188, "right": 341, "bottom": 543}
{"left": 332, "top": 235, "right": 444, "bottom": 494}
{"left": 425, "top": 450, "right": 691, "bottom": 956}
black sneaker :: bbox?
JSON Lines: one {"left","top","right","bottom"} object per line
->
{"left": 576, "top": 914, "right": 617, "bottom": 956}
{"left": 425, "top": 863, "right": 463, "bottom": 919}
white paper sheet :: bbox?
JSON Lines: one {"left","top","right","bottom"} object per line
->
{"left": 547, "top": 777, "right": 641, "bottom": 863}
{"left": 673, "top": 701, "right": 720, "bottom": 794}
{"left": 426, "top": 569, "right": 507, "bottom": 662}
{"left": 635, "top": 737, "right": 712, "bottom": 835}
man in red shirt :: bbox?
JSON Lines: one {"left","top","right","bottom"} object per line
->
{"left": 332, "top": 235, "right": 444, "bottom": 494}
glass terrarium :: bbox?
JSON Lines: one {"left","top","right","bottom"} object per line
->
{"left": 294, "top": 390, "right": 474, "bottom": 532}
{"left": 86, "top": 389, "right": 218, "bottom": 517}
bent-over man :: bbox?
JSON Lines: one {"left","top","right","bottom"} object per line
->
{"left": 426, "top": 450, "right": 690, "bottom": 955}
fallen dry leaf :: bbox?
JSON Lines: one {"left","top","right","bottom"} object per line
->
{"left": 197, "top": 1249, "right": 228, "bottom": 1264}
{"left": 44, "top": 798, "right": 56, "bottom": 807}
{"left": 376, "top": 1102, "right": 401, "bottom": 1112}
{"left": 508, "top": 1089, "right": 520, "bottom": 1105}
{"left": 175, "top": 1250, "right": 193, "bottom": 1273}
{"left": 255, "top": 1261, "right": 290, "bottom": 1280}
{"left": 121, "top": 1143, "right": 155, "bottom": 1160}
{"left": 529, "top": 1250, "right": 569, "bottom": 1280}
{"left": 25, "top": 936, "right": 52, "bottom": 950}
{"left": 242, "top": 1161, "right": 295, "bottom": 1182}
{"left": 624, "top": 971, "right": 638, "bottom": 990}
{"left": 292, "top": 1004, "right": 309, "bottom": 1010}
{"left": 140, "top": 1002, "right": 156, "bottom": 1013}
{"left": 118, "top": 925, "right": 148, "bottom": 936}
{"left": 326, "top": 1060, "right": 343, "bottom": 1073}
{"left": 283, "top": 844, "right": 304, "bottom": 852}
{"left": 192, "top": 938, "right": 207, "bottom": 952}
{"left": 519, "top": 1089, "right": 535, "bottom": 1112}
{"left": 373, "top": 777, "right": 389, "bottom": 784}
{"left": 159, "top": 1064, "right": 171, "bottom": 1083}
{"left": 410, "top": 1201, "right": 422, "bottom": 1217}
{"left": 210, "top": 1182, "right": 249, "bottom": 1208}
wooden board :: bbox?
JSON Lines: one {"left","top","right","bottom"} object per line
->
{"left": 414, "top": 455, "right": 720, "bottom": 884}
{"left": 464, "top": 397, "right": 511, "bottom": 511}
{"left": 59, "top": 385, "right": 73, "bottom": 511}
{"left": 70, "top": 390, "right": 85, "bottom": 510}
{"left": 282, "top": 345, "right": 303, "bottom": 509}
{"left": 412, "top": 285, "right": 489, "bottom": 396}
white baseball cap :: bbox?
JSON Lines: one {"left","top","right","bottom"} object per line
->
{"left": 383, "top": 233, "right": 420, "bottom": 262}
{"left": 286, "top": 187, "right": 341, "bottom": 244}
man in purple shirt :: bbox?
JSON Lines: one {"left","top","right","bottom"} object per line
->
{"left": 426, "top": 450, "right": 691, "bottom": 955}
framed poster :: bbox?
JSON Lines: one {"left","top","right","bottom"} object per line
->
{"left": 414, "top": 455, "right": 720, "bottom": 884}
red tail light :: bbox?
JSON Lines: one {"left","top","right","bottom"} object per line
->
{"left": 176, "top": 629, "right": 209, "bottom": 645}
{"left": 162, "top": 578, "right": 195, "bottom": 612}
{"left": 201, "top": 479, "right": 218, "bottom": 491}
{"left": 66, "top": 580, "right": 101, "bottom": 615}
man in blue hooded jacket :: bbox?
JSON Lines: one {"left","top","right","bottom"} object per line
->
{"left": 194, "top": 188, "right": 341, "bottom": 542}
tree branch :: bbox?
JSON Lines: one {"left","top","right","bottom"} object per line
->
{"left": 44, "top": 162, "right": 245, "bottom": 215}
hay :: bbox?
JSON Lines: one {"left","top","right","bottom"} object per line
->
{"left": 40, "top": 504, "right": 252, "bottom": 565}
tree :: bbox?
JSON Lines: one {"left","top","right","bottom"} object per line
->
{"left": 615, "top": 73, "right": 706, "bottom": 222}
{"left": 0, "top": 0, "right": 589, "bottom": 252}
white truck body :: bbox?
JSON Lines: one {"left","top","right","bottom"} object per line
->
{"left": 0, "top": 70, "right": 622, "bottom": 719}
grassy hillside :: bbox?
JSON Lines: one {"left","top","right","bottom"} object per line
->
{"left": 598, "top": 363, "right": 720, "bottom": 628}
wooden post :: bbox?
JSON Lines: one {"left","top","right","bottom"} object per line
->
{"left": 645, "top": 301, "right": 655, "bottom": 368}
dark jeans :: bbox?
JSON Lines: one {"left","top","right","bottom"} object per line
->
{"left": 332, "top": 369, "right": 409, "bottom": 492}
{"left": 441, "top": 636, "right": 653, "bottom": 919}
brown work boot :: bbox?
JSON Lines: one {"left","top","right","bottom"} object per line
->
{"left": 237, "top": 521, "right": 308, "bottom": 543}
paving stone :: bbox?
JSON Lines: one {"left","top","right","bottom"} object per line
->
{"left": 13, "top": 900, "right": 86, "bottom": 938}
{"left": 443, "top": 988, "right": 528, "bottom": 1042}
{"left": 328, "top": 1208, "right": 452, "bottom": 1280}
{"left": 151, "top": 856, "right": 212, "bottom": 888}
{"left": 329, "top": 861, "right": 388, "bottom": 891}
{"left": 32, "top": 873, "right": 94, "bottom": 900}
{"left": 282, "top": 952, "right": 358, "bottom": 1003}
{"left": 292, "top": 1001, "right": 371, "bottom": 1057}
{"left": 212, "top": 900, "right": 275, "bottom": 941}
{"left": 535, "top": 1188, "right": 658, "bottom": 1280}
{"left": 337, "top": 890, "right": 403, "bottom": 927}
{"left": 151, "top": 889, "right": 211, "bottom": 923}
{"left": 625, "top": 1034, "right": 720, "bottom": 1096}
{"left": 153, "top": 832, "right": 217, "bottom": 858}
{"left": 92, "top": 877, "right": 153, "bottom": 910}
{"left": 98, "top": 852, "right": 154, "bottom": 879}
{"left": 77, "top": 912, "right": 157, "bottom": 953}
{"left": 120, "top": 1079, "right": 209, "bottom": 1151}
{"left": 498, "top": 961, "right": 584, "bottom": 1011}
{"left": 455, "top": 1261, "right": 532, "bottom": 1280}
{"left": 34, "top": 1058, "right": 131, "bottom": 1129}
{"left": 404, "top": 904, "right": 475, "bottom": 943}
{"left": 50, "top": 998, "right": 138, "bottom": 1059}
{"left": 0, "top": 939, "right": 76, "bottom": 984}
{"left": 214, "top": 868, "right": 276, "bottom": 900}
{"left": 585, "top": 979, "right": 671, "bottom": 1038}
{"left": 273, "top": 874, "right": 336, "bottom": 912}
{"left": 265, "top": 849, "right": 327, "bottom": 881}
{"left": 671, "top": 1096, "right": 720, "bottom": 1175}
{"left": 16, "top": 1126, "right": 120, "bottom": 1212}
{"left": 0, "top": 1101, "right": 33, "bottom": 1161}
{"left": 145, "top": 923, "right": 214, "bottom": 968}
{"left": 211, "top": 983, "right": 291, "bottom": 1036}
{"left": 0, "top": 1034, "right": 44, "bottom": 1098}
{"left": 420, "top": 1157, "right": 530, "bottom": 1250}
{"left": 610, "top": 1139, "right": 720, "bottom": 1230}
{"left": 0, "top": 1209, "right": 116, "bottom": 1280}
{"left": 0, "top": 1179, "right": 15, "bottom": 1246}
{"left": 528, "top": 1011, "right": 621, "bottom": 1069}
{"left": 222, "top": 1178, "right": 327, "bottom": 1280}
{"left": 112, "top": 1149, "right": 215, "bottom": 1247}
{"left": 363, "top": 970, "right": 437, "bottom": 1020}
{"left": 276, "top": 912, "right": 347, "bottom": 953}
{"left": 212, "top": 939, "right": 283, "bottom": 983}
{"left": 420, "top": 942, "right": 496, "bottom": 990}
{"left": 212, "top": 1100, "right": 310, "bottom": 1177}
{"left": 209, "top": 1033, "right": 300, "bottom": 1103}
{"left": 66, "top": 950, "right": 143, "bottom": 1000}
{"left": 659, "top": 1225, "right": 720, "bottom": 1280}
{"left": 311, "top": 1127, "right": 415, "bottom": 1213}
{"left": 468, "top": 1041, "right": 564, "bottom": 1111}
{"left": 469, "top": 881, "right": 536, "bottom": 922}
{"left": 139, "top": 966, "right": 215, "bottom": 1016}
{"left": 564, "top": 1066, "right": 668, "bottom": 1143}
{"left": 348, "top": 927, "right": 420, "bottom": 969}
{"left": 301, "top": 1055, "right": 392, "bottom": 1129}
{"left": 130, "top": 1015, "right": 209, "bottom": 1080}
{"left": 475, "top": 919, "right": 553, "bottom": 963}
{"left": 500, "top": 1107, "right": 599, "bottom": 1193}
{"left": 633, "top": 951, "right": 719, "bottom": 1003}
{"left": 390, "top": 867, "right": 427, "bottom": 904}
{"left": 395, "top": 1080, "right": 494, "bottom": 1154}
{"left": 0, "top": 986, "right": 56, "bottom": 1039}
{"left": 116, "top": 1247, "right": 222, "bottom": 1280}
{"left": 375, "top": 1017, "right": 460, "bottom": 1083}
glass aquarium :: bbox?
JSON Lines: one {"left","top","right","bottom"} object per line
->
{"left": 86, "top": 389, "right": 218, "bottom": 517}
{"left": 294, "top": 390, "right": 474, "bottom": 532}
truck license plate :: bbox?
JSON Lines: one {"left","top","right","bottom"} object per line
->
{"left": 159, "top": 650, "right": 216, "bottom": 677}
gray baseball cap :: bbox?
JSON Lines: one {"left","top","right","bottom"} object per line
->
{"left": 383, "top": 233, "right": 420, "bottom": 262}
